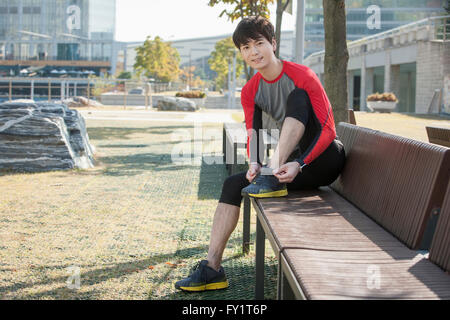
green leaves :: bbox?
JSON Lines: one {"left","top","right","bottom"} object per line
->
{"left": 133, "top": 36, "right": 180, "bottom": 82}
{"left": 208, "top": 37, "right": 244, "bottom": 89}
{"left": 207, "top": 0, "right": 273, "bottom": 21}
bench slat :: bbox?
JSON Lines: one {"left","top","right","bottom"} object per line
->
{"left": 332, "top": 123, "right": 450, "bottom": 250}
{"left": 255, "top": 187, "right": 450, "bottom": 299}
{"left": 283, "top": 248, "right": 450, "bottom": 299}
{"left": 429, "top": 182, "right": 450, "bottom": 272}
{"left": 257, "top": 188, "right": 408, "bottom": 254}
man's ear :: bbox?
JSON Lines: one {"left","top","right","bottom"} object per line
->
{"left": 272, "top": 38, "right": 277, "bottom": 52}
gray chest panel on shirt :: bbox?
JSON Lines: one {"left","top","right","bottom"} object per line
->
{"left": 254, "top": 73, "right": 302, "bottom": 162}
{"left": 254, "top": 73, "right": 296, "bottom": 129}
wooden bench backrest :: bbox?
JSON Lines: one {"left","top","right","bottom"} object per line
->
{"left": 429, "top": 182, "right": 450, "bottom": 272}
{"left": 331, "top": 123, "right": 450, "bottom": 250}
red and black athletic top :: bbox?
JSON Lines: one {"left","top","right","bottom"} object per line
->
{"left": 241, "top": 60, "right": 337, "bottom": 167}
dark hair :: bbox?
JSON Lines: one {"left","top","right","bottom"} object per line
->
{"left": 232, "top": 16, "right": 275, "bottom": 50}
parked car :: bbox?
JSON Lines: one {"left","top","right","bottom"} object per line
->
{"left": 128, "top": 88, "right": 144, "bottom": 95}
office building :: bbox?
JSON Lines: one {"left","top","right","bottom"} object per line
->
{"left": 0, "top": 0, "right": 119, "bottom": 77}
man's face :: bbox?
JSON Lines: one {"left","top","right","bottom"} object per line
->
{"left": 239, "top": 36, "right": 276, "bottom": 70}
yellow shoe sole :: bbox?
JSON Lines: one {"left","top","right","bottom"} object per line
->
{"left": 179, "top": 280, "right": 229, "bottom": 292}
{"left": 248, "top": 189, "right": 288, "bottom": 198}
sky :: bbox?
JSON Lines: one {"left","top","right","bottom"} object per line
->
{"left": 115, "top": 0, "right": 297, "bottom": 42}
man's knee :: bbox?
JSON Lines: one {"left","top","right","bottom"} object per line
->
{"left": 218, "top": 172, "right": 249, "bottom": 207}
{"left": 222, "top": 172, "right": 248, "bottom": 191}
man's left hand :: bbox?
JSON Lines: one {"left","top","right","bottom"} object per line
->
{"left": 273, "top": 162, "right": 302, "bottom": 183}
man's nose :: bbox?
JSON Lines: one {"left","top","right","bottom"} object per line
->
{"left": 250, "top": 45, "right": 259, "bottom": 55}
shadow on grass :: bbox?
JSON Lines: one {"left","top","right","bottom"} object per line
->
{"left": 0, "top": 236, "right": 278, "bottom": 300}
{"left": 98, "top": 153, "right": 198, "bottom": 177}
{"left": 87, "top": 125, "right": 195, "bottom": 141}
{"left": 197, "top": 157, "right": 228, "bottom": 201}
{"left": 0, "top": 245, "right": 207, "bottom": 299}
{"left": 97, "top": 139, "right": 205, "bottom": 149}
{"left": 197, "top": 157, "right": 248, "bottom": 201}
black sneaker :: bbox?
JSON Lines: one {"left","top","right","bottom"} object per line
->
{"left": 174, "top": 260, "right": 229, "bottom": 292}
{"left": 241, "top": 172, "right": 288, "bottom": 198}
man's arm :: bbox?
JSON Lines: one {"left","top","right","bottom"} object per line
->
{"left": 248, "top": 104, "right": 264, "bottom": 166}
{"left": 268, "top": 88, "right": 308, "bottom": 170}
{"left": 294, "top": 70, "right": 336, "bottom": 167}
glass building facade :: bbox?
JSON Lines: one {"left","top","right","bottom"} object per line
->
{"left": 303, "top": 0, "right": 446, "bottom": 58}
{"left": 0, "top": 0, "right": 116, "bottom": 64}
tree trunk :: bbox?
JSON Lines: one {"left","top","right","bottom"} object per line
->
{"left": 275, "top": 0, "right": 283, "bottom": 58}
{"left": 275, "top": 0, "right": 290, "bottom": 58}
{"left": 323, "top": 0, "right": 349, "bottom": 126}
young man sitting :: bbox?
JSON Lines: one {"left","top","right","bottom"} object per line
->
{"left": 174, "top": 16, "right": 346, "bottom": 292}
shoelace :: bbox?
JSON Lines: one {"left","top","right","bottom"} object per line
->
{"left": 189, "top": 261, "right": 206, "bottom": 277}
{"left": 251, "top": 173, "right": 265, "bottom": 184}
{"left": 189, "top": 261, "right": 209, "bottom": 282}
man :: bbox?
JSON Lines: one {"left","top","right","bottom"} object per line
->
{"left": 175, "top": 16, "right": 345, "bottom": 292}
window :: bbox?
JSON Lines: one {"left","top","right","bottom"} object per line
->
{"left": 23, "top": 6, "right": 41, "bottom": 14}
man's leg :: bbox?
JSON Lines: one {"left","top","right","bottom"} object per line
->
{"left": 175, "top": 172, "right": 249, "bottom": 291}
{"left": 206, "top": 202, "right": 240, "bottom": 271}
{"left": 207, "top": 171, "right": 250, "bottom": 270}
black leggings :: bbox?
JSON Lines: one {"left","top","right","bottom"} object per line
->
{"left": 219, "top": 138, "right": 346, "bottom": 207}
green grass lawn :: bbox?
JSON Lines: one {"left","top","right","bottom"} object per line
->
{"left": 0, "top": 119, "right": 277, "bottom": 300}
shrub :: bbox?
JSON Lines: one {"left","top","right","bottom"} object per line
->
{"left": 175, "top": 91, "right": 206, "bottom": 99}
{"left": 367, "top": 92, "right": 398, "bottom": 102}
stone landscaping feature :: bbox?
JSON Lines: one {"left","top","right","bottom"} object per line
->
{"left": 156, "top": 96, "right": 198, "bottom": 112}
{"left": 0, "top": 102, "right": 95, "bottom": 173}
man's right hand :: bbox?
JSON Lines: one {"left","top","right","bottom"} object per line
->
{"left": 246, "top": 163, "right": 261, "bottom": 182}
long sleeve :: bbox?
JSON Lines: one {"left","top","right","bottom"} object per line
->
{"left": 290, "top": 67, "right": 336, "bottom": 167}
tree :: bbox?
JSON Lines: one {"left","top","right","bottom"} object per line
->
{"left": 208, "top": 0, "right": 273, "bottom": 80}
{"left": 275, "top": 0, "right": 291, "bottom": 58}
{"left": 134, "top": 36, "right": 180, "bottom": 82}
{"left": 208, "top": 37, "right": 244, "bottom": 90}
{"left": 208, "top": 0, "right": 273, "bottom": 21}
{"left": 179, "top": 66, "right": 205, "bottom": 89}
{"left": 323, "top": 0, "right": 349, "bottom": 126}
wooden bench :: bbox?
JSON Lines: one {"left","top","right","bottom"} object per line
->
{"left": 429, "top": 182, "right": 450, "bottom": 273}
{"left": 426, "top": 125, "right": 450, "bottom": 147}
{"left": 222, "top": 122, "right": 278, "bottom": 254}
{"left": 252, "top": 123, "right": 450, "bottom": 299}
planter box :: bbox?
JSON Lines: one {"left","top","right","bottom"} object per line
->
{"left": 367, "top": 101, "right": 397, "bottom": 113}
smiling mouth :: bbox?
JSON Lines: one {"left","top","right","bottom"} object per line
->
{"left": 252, "top": 57, "right": 263, "bottom": 64}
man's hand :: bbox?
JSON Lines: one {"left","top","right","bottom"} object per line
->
{"left": 246, "top": 163, "right": 261, "bottom": 182}
{"left": 273, "top": 162, "right": 301, "bottom": 183}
